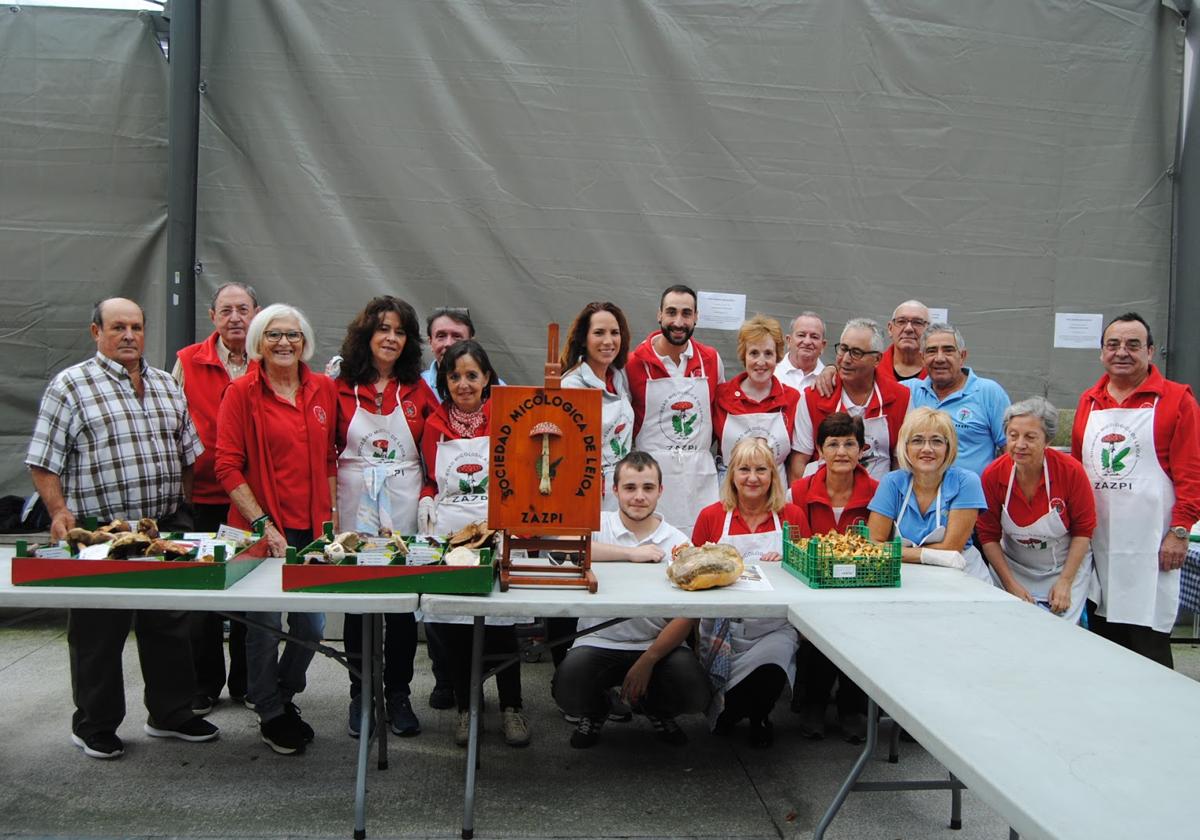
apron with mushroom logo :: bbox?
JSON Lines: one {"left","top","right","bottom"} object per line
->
{"left": 433, "top": 435, "right": 490, "bottom": 536}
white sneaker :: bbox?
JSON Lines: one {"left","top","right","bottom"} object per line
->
{"left": 502, "top": 707, "right": 531, "bottom": 747}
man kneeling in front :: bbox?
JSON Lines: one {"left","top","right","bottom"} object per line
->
{"left": 553, "top": 451, "right": 711, "bottom": 748}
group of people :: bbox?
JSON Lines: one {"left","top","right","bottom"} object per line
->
{"left": 25, "top": 283, "right": 1200, "bottom": 760}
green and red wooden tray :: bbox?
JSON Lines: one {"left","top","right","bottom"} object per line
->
{"left": 281, "top": 547, "right": 495, "bottom": 595}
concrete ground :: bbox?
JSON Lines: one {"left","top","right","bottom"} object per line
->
{"left": 1, "top": 606, "right": 1197, "bottom": 840}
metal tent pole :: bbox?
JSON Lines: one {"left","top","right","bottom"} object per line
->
{"left": 1171, "top": 4, "right": 1199, "bottom": 391}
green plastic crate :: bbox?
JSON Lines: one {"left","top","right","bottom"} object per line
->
{"left": 782, "top": 523, "right": 901, "bottom": 589}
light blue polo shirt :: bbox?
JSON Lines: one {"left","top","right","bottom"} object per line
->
{"left": 868, "top": 466, "right": 987, "bottom": 547}
{"left": 906, "top": 368, "right": 1009, "bottom": 476}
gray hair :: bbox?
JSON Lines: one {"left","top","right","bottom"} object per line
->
{"left": 247, "top": 303, "right": 316, "bottom": 363}
{"left": 891, "top": 299, "right": 929, "bottom": 320}
{"left": 1003, "top": 396, "right": 1058, "bottom": 441}
{"left": 210, "top": 281, "right": 260, "bottom": 311}
{"left": 840, "top": 317, "right": 884, "bottom": 352}
{"left": 920, "top": 322, "right": 966, "bottom": 353}
{"left": 790, "top": 311, "right": 826, "bottom": 337}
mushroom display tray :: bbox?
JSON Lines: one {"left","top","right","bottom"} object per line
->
{"left": 281, "top": 546, "right": 495, "bottom": 594}
{"left": 782, "top": 523, "right": 902, "bottom": 589}
{"left": 10, "top": 537, "right": 269, "bottom": 589}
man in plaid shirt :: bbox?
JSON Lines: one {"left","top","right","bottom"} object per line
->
{"left": 26, "top": 298, "right": 219, "bottom": 759}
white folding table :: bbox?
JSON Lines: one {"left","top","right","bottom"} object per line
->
{"left": 420, "top": 560, "right": 1009, "bottom": 838}
{"left": 789, "top": 599, "right": 1200, "bottom": 840}
{"left": 0, "top": 554, "right": 418, "bottom": 840}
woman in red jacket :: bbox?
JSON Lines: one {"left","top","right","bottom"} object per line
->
{"left": 789, "top": 412, "right": 877, "bottom": 743}
{"left": 333, "top": 296, "right": 439, "bottom": 740}
{"left": 215, "top": 303, "right": 337, "bottom": 757}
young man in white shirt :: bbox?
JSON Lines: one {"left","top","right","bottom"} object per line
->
{"left": 552, "top": 452, "right": 711, "bottom": 748}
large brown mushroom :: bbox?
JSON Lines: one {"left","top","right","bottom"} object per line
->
{"left": 530, "top": 421, "right": 563, "bottom": 495}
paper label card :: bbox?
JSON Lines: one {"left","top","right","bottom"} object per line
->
{"left": 927, "top": 307, "right": 949, "bottom": 325}
{"left": 78, "top": 543, "right": 112, "bottom": 560}
{"left": 696, "top": 291, "right": 747, "bottom": 331}
{"left": 35, "top": 545, "right": 72, "bottom": 559}
{"left": 355, "top": 552, "right": 392, "bottom": 566}
{"left": 216, "top": 524, "right": 252, "bottom": 543}
{"left": 1054, "top": 313, "right": 1103, "bottom": 349}
{"left": 832, "top": 563, "right": 857, "bottom": 579}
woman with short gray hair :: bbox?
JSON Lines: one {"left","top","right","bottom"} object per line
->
{"left": 977, "top": 397, "right": 1096, "bottom": 623}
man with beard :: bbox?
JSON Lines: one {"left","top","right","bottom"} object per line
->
{"left": 905, "top": 323, "right": 1008, "bottom": 476}
{"left": 553, "top": 451, "right": 710, "bottom": 748}
{"left": 627, "top": 285, "right": 725, "bottom": 534}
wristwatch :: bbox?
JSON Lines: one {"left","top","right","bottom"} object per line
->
{"left": 1169, "top": 526, "right": 1189, "bottom": 540}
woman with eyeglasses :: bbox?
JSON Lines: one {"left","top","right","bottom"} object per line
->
{"left": 559, "top": 302, "right": 634, "bottom": 511}
{"left": 714, "top": 315, "right": 802, "bottom": 484}
{"left": 215, "top": 304, "right": 337, "bottom": 756}
{"left": 866, "top": 407, "right": 992, "bottom": 582}
{"left": 789, "top": 412, "right": 878, "bottom": 742}
{"left": 789, "top": 318, "right": 910, "bottom": 483}
{"left": 333, "top": 296, "right": 439, "bottom": 739}
{"left": 420, "top": 340, "right": 531, "bottom": 749}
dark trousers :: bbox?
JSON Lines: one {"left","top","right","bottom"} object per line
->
{"left": 722, "top": 664, "right": 787, "bottom": 723}
{"left": 345, "top": 612, "right": 417, "bottom": 700}
{"left": 68, "top": 608, "right": 197, "bottom": 738}
{"left": 553, "top": 645, "right": 710, "bottom": 719}
{"left": 189, "top": 502, "right": 248, "bottom": 698}
{"left": 546, "top": 617, "right": 579, "bottom": 667}
{"left": 797, "top": 640, "right": 867, "bottom": 715}
{"left": 1087, "top": 602, "right": 1173, "bottom": 668}
{"left": 431, "top": 622, "right": 522, "bottom": 711}
{"left": 424, "top": 621, "right": 454, "bottom": 690}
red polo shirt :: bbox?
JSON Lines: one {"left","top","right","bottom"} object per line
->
{"left": 790, "top": 464, "right": 878, "bottom": 536}
{"left": 176, "top": 332, "right": 235, "bottom": 504}
{"left": 626, "top": 333, "right": 722, "bottom": 440}
{"left": 794, "top": 374, "right": 910, "bottom": 459}
{"left": 714, "top": 373, "right": 801, "bottom": 461}
{"left": 420, "top": 401, "right": 493, "bottom": 499}
{"left": 875, "top": 344, "right": 927, "bottom": 386}
{"left": 691, "top": 500, "right": 808, "bottom": 545}
{"left": 978, "top": 448, "right": 1096, "bottom": 545}
{"left": 1070, "top": 365, "right": 1200, "bottom": 530}
{"left": 334, "top": 376, "right": 439, "bottom": 455}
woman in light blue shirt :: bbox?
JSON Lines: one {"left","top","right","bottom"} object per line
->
{"left": 867, "top": 407, "right": 992, "bottom": 582}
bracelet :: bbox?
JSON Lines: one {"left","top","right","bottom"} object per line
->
{"left": 251, "top": 513, "right": 272, "bottom": 531}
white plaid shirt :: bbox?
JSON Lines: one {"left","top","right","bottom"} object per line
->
{"left": 26, "top": 353, "right": 203, "bottom": 521}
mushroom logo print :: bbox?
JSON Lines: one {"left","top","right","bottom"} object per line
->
{"left": 456, "top": 462, "right": 487, "bottom": 494}
{"left": 531, "top": 421, "right": 564, "bottom": 495}
{"left": 609, "top": 423, "right": 629, "bottom": 459}
{"left": 1089, "top": 423, "right": 1140, "bottom": 478}
{"left": 655, "top": 388, "right": 702, "bottom": 446}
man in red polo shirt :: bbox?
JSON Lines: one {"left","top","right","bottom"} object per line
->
{"left": 1071, "top": 312, "right": 1200, "bottom": 668}
{"left": 877, "top": 300, "right": 931, "bottom": 386}
{"left": 626, "top": 284, "right": 725, "bottom": 534}
{"left": 174, "top": 282, "right": 261, "bottom": 712}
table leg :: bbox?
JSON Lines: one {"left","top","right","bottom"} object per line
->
{"left": 372, "top": 614, "right": 389, "bottom": 770}
{"left": 1009, "top": 829, "right": 1020, "bottom": 840}
{"left": 461, "top": 616, "right": 484, "bottom": 840}
{"left": 813, "top": 698, "right": 879, "bottom": 840}
{"left": 353, "top": 614, "right": 374, "bottom": 840}
{"left": 888, "top": 715, "right": 901, "bottom": 764}
{"left": 949, "top": 771, "right": 962, "bottom": 829}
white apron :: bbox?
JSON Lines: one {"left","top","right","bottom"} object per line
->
{"left": 700, "top": 512, "right": 799, "bottom": 694}
{"left": 431, "top": 433, "right": 523, "bottom": 627}
{"left": 998, "top": 460, "right": 1092, "bottom": 624}
{"left": 719, "top": 402, "right": 791, "bottom": 486}
{"left": 600, "top": 373, "right": 635, "bottom": 513}
{"left": 635, "top": 354, "right": 719, "bottom": 533}
{"left": 802, "top": 384, "right": 892, "bottom": 481}
{"left": 336, "top": 384, "right": 423, "bottom": 535}
{"left": 1081, "top": 398, "right": 1179, "bottom": 632}
{"left": 895, "top": 476, "right": 992, "bottom": 583}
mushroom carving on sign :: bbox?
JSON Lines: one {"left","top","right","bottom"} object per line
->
{"left": 530, "top": 421, "right": 564, "bottom": 494}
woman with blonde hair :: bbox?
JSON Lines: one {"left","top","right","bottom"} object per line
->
{"left": 866, "top": 407, "right": 992, "bottom": 582}
{"left": 693, "top": 437, "right": 808, "bottom": 747}
{"left": 714, "top": 315, "right": 802, "bottom": 482}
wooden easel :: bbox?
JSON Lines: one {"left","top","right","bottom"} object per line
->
{"left": 487, "top": 324, "right": 601, "bottom": 592}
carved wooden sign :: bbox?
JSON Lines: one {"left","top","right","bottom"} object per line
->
{"left": 488, "top": 384, "right": 603, "bottom": 533}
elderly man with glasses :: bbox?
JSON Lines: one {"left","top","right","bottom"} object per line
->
{"left": 789, "top": 318, "right": 910, "bottom": 482}
{"left": 878, "top": 300, "right": 932, "bottom": 385}
{"left": 1070, "top": 312, "right": 1200, "bottom": 668}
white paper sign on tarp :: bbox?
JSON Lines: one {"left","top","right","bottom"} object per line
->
{"left": 696, "top": 292, "right": 747, "bottom": 331}
{"left": 1054, "top": 313, "right": 1103, "bottom": 349}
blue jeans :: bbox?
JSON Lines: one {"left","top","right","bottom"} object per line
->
{"left": 246, "top": 526, "right": 325, "bottom": 722}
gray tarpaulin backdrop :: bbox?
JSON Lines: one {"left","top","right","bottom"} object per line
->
{"left": 0, "top": 7, "right": 167, "bottom": 499}
{"left": 0, "top": 1, "right": 1183, "bottom": 497}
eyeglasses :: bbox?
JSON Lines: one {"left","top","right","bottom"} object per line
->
{"left": 892, "top": 317, "right": 928, "bottom": 329}
{"left": 1102, "top": 339, "right": 1145, "bottom": 353}
{"left": 264, "top": 330, "right": 304, "bottom": 344}
{"left": 216, "top": 306, "right": 252, "bottom": 318}
{"left": 835, "top": 343, "right": 881, "bottom": 361}
{"left": 907, "top": 435, "right": 948, "bottom": 449}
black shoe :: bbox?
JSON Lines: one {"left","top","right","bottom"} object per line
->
{"left": 260, "top": 714, "right": 306, "bottom": 755}
{"left": 347, "top": 694, "right": 374, "bottom": 739}
{"left": 388, "top": 696, "right": 421, "bottom": 737}
{"left": 647, "top": 714, "right": 687, "bottom": 746}
{"left": 712, "top": 709, "right": 738, "bottom": 737}
{"left": 748, "top": 717, "right": 774, "bottom": 748}
{"left": 569, "top": 716, "right": 605, "bottom": 749}
{"left": 71, "top": 731, "right": 124, "bottom": 759}
{"left": 191, "top": 694, "right": 216, "bottom": 717}
{"left": 284, "top": 702, "right": 314, "bottom": 743}
{"left": 429, "top": 684, "right": 455, "bottom": 710}
{"left": 796, "top": 705, "right": 826, "bottom": 740}
{"left": 144, "top": 716, "right": 219, "bottom": 742}
{"left": 839, "top": 712, "right": 868, "bottom": 745}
